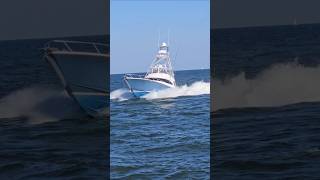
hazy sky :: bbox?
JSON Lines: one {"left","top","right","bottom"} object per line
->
{"left": 213, "top": 0, "right": 320, "bottom": 29}
{"left": 0, "top": 0, "right": 108, "bottom": 40}
{"left": 111, "top": 0, "right": 210, "bottom": 74}
{"left": 1, "top": 0, "right": 319, "bottom": 38}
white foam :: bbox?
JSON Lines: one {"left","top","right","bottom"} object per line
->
{"left": 110, "top": 88, "right": 133, "bottom": 101}
{"left": 0, "top": 86, "right": 85, "bottom": 124}
{"left": 142, "top": 81, "right": 210, "bottom": 100}
{"left": 110, "top": 81, "right": 210, "bottom": 101}
{"left": 214, "top": 62, "right": 320, "bottom": 110}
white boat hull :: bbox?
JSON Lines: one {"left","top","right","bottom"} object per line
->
{"left": 124, "top": 77, "right": 174, "bottom": 97}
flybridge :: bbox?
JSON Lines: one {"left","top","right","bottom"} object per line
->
{"left": 146, "top": 42, "right": 175, "bottom": 85}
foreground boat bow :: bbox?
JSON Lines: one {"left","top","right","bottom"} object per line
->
{"left": 44, "top": 40, "right": 109, "bottom": 117}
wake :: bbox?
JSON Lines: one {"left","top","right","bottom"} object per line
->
{"left": 0, "top": 86, "right": 85, "bottom": 124}
{"left": 110, "top": 81, "right": 210, "bottom": 101}
{"left": 214, "top": 62, "right": 320, "bottom": 110}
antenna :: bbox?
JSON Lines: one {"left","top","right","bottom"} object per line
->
{"left": 174, "top": 48, "right": 179, "bottom": 60}
{"left": 174, "top": 44, "right": 178, "bottom": 62}
{"left": 167, "top": 29, "right": 170, "bottom": 46}
{"left": 158, "top": 29, "right": 160, "bottom": 48}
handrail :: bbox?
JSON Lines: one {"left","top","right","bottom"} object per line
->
{"left": 124, "top": 73, "right": 145, "bottom": 78}
{"left": 44, "top": 40, "right": 108, "bottom": 55}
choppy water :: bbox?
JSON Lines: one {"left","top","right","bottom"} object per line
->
{"left": 213, "top": 24, "right": 320, "bottom": 179}
{"left": 110, "top": 69, "right": 210, "bottom": 179}
{"left": 0, "top": 35, "right": 109, "bottom": 179}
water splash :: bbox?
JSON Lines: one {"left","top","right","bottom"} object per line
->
{"left": 110, "top": 88, "right": 133, "bottom": 101}
{"left": 143, "top": 81, "right": 209, "bottom": 100}
{"left": 214, "top": 62, "right": 320, "bottom": 110}
{"left": 110, "top": 81, "right": 210, "bottom": 101}
{"left": 0, "top": 86, "right": 85, "bottom": 124}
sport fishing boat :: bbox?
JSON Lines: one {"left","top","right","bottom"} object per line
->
{"left": 44, "top": 40, "right": 109, "bottom": 117}
{"left": 123, "top": 42, "right": 176, "bottom": 97}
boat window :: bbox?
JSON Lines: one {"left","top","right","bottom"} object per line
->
{"left": 148, "top": 78, "right": 172, "bottom": 85}
{"left": 160, "top": 46, "right": 168, "bottom": 51}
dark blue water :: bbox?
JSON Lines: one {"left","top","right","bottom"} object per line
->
{"left": 213, "top": 24, "right": 320, "bottom": 179}
{"left": 110, "top": 69, "right": 210, "bottom": 179}
{"left": 0, "top": 35, "right": 109, "bottom": 179}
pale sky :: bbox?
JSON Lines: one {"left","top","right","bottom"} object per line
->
{"left": 111, "top": 0, "right": 210, "bottom": 74}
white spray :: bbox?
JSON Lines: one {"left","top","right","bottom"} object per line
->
{"left": 0, "top": 86, "right": 85, "bottom": 124}
{"left": 214, "top": 63, "right": 320, "bottom": 110}
{"left": 110, "top": 81, "right": 210, "bottom": 101}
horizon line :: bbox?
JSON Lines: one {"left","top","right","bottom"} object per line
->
{"left": 212, "top": 22, "right": 320, "bottom": 30}
{"left": 0, "top": 33, "right": 109, "bottom": 42}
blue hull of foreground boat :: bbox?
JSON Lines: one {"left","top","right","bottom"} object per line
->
{"left": 71, "top": 92, "right": 107, "bottom": 116}
{"left": 124, "top": 78, "right": 172, "bottom": 97}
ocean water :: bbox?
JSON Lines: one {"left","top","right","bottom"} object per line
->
{"left": 213, "top": 24, "right": 320, "bottom": 179}
{"left": 0, "top": 35, "right": 109, "bottom": 179}
{"left": 110, "top": 69, "right": 210, "bottom": 179}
